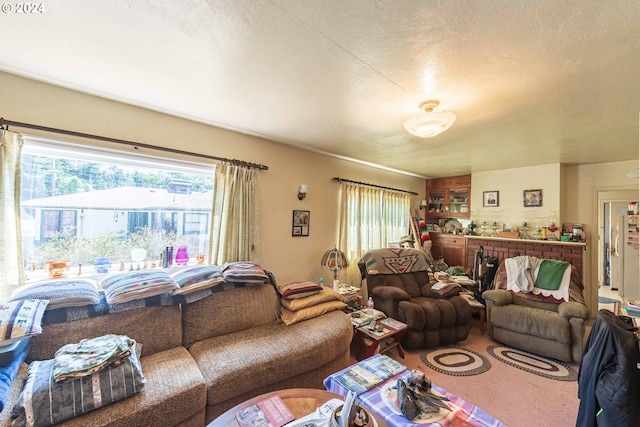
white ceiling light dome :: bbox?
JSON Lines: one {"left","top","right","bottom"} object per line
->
{"left": 403, "top": 100, "right": 456, "bottom": 138}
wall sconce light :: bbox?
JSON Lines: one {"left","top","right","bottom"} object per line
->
{"left": 298, "top": 185, "right": 308, "bottom": 200}
{"left": 419, "top": 200, "right": 428, "bottom": 210}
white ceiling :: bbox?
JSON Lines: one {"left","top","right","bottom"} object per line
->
{"left": 1, "top": 0, "right": 639, "bottom": 178}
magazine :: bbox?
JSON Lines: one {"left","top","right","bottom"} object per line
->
{"left": 379, "top": 318, "right": 407, "bottom": 329}
{"left": 334, "top": 354, "right": 406, "bottom": 394}
{"left": 235, "top": 395, "right": 295, "bottom": 427}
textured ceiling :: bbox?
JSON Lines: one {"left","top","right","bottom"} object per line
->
{"left": 1, "top": 0, "right": 639, "bottom": 178}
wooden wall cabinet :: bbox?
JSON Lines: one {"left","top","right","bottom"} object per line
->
{"left": 430, "top": 233, "right": 467, "bottom": 267}
{"left": 425, "top": 175, "right": 471, "bottom": 219}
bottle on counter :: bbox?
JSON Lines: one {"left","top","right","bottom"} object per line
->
{"left": 367, "top": 297, "right": 375, "bottom": 316}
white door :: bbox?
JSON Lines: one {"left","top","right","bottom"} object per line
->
{"left": 610, "top": 203, "right": 630, "bottom": 290}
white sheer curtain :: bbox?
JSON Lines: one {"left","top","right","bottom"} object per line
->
{"left": 209, "top": 163, "right": 261, "bottom": 265}
{"left": 338, "top": 183, "right": 411, "bottom": 286}
{"left": 0, "top": 130, "right": 25, "bottom": 300}
{"left": 383, "top": 190, "right": 412, "bottom": 246}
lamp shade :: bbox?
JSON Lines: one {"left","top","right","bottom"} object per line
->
{"left": 320, "top": 246, "right": 348, "bottom": 280}
{"left": 404, "top": 100, "right": 456, "bottom": 138}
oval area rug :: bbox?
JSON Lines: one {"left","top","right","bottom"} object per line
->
{"left": 487, "top": 345, "right": 578, "bottom": 381}
{"left": 420, "top": 347, "right": 491, "bottom": 376}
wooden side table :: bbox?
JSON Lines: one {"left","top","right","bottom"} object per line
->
{"left": 469, "top": 303, "right": 486, "bottom": 334}
{"left": 355, "top": 319, "right": 407, "bottom": 361}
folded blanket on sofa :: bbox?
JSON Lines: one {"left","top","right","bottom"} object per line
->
{"left": 11, "top": 343, "right": 145, "bottom": 427}
{"left": 505, "top": 256, "right": 572, "bottom": 302}
{"left": 505, "top": 256, "right": 542, "bottom": 292}
{"left": 52, "top": 334, "right": 135, "bottom": 383}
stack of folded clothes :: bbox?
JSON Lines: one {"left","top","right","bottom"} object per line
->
{"left": 10, "top": 334, "right": 145, "bottom": 427}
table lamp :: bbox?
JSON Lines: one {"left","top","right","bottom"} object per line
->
{"left": 321, "top": 245, "right": 349, "bottom": 289}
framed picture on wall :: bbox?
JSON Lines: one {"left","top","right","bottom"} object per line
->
{"left": 483, "top": 191, "right": 499, "bottom": 207}
{"left": 292, "top": 210, "right": 310, "bottom": 236}
{"left": 523, "top": 189, "right": 543, "bottom": 207}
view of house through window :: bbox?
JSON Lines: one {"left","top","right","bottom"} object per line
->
{"left": 20, "top": 137, "right": 215, "bottom": 275}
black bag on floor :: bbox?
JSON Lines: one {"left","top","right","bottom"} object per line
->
{"left": 481, "top": 256, "right": 499, "bottom": 293}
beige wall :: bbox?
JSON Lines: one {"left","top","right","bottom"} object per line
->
{"left": 0, "top": 71, "right": 425, "bottom": 286}
{"left": 563, "top": 160, "right": 639, "bottom": 314}
{"left": 471, "top": 164, "right": 561, "bottom": 230}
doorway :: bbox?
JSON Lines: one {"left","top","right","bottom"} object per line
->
{"left": 597, "top": 190, "right": 638, "bottom": 312}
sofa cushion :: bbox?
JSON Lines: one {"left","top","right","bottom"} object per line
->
{"left": 221, "top": 262, "right": 269, "bottom": 284}
{"left": 491, "top": 305, "right": 571, "bottom": 344}
{"left": 188, "top": 310, "right": 353, "bottom": 406}
{"left": 0, "top": 300, "right": 49, "bottom": 347}
{"left": 279, "top": 287, "right": 343, "bottom": 311}
{"left": 170, "top": 265, "right": 224, "bottom": 295}
{"left": 182, "top": 284, "right": 279, "bottom": 347}
{"left": 276, "top": 281, "right": 322, "bottom": 299}
{"left": 100, "top": 270, "right": 179, "bottom": 304}
{"left": 279, "top": 299, "right": 346, "bottom": 325}
{"left": 28, "top": 305, "right": 182, "bottom": 361}
{"left": 8, "top": 279, "right": 101, "bottom": 310}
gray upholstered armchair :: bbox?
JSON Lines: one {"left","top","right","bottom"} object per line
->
{"left": 359, "top": 248, "right": 471, "bottom": 350}
{"left": 483, "top": 256, "right": 590, "bottom": 362}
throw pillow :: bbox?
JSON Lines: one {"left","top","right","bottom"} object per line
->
{"left": 100, "top": 270, "right": 179, "bottom": 304}
{"left": 280, "top": 300, "right": 347, "bottom": 326}
{"left": 0, "top": 299, "right": 49, "bottom": 347}
{"left": 170, "top": 264, "right": 225, "bottom": 295}
{"left": 276, "top": 281, "right": 322, "bottom": 299}
{"left": 279, "top": 287, "right": 343, "bottom": 311}
{"left": 11, "top": 343, "right": 145, "bottom": 427}
{"left": 8, "top": 278, "right": 100, "bottom": 309}
{"left": 221, "top": 262, "right": 270, "bottom": 284}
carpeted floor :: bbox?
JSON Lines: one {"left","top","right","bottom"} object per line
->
{"left": 350, "top": 322, "right": 589, "bottom": 427}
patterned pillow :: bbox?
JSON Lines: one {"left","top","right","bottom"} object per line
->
{"left": 9, "top": 278, "right": 100, "bottom": 309}
{"left": 100, "top": 270, "right": 179, "bottom": 304}
{"left": 170, "top": 264, "right": 224, "bottom": 295}
{"left": 276, "top": 281, "right": 323, "bottom": 299}
{"left": 221, "top": 262, "right": 269, "bottom": 284}
{"left": 0, "top": 300, "right": 49, "bottom": 347}
{"left": 10, "top": 343, "right": 145, "bottom": 426}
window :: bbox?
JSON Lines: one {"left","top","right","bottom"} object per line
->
{"left": 338, "top": 183, "right": 411, "bottom": 283}
{"left": 42, "top": 210, "right": 77, "bottom": 241}
{"left": 20, "top": 137, "right": 215, "bottom": 274}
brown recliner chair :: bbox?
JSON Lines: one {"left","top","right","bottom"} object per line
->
{"left": 359, "top": 248, "right": 471, "bottom": 350}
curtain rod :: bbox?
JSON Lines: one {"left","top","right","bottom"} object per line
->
{"left": 0, "top": 117, "right": 269, "bottom": 170}
{"left": 332, "top": 177, "right": 419, "bottom": 195}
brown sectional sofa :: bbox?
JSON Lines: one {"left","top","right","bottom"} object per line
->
{"left": 0, "top": 283, "right": 353, "bottom": 426}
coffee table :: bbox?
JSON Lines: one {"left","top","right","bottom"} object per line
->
{"left": 208, "top": 388, "right": 388, "bottom": 426}
{"left": 324, "top": 362, "right": 506, "bottom": 427}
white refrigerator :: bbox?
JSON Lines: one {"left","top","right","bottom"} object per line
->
{"left": 617, "top": 215, "right": 640, "bottom": 300}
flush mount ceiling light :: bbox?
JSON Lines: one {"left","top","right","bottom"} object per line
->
{"left": 403, "top": 100, "right": 456, "bottom": 138}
